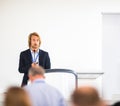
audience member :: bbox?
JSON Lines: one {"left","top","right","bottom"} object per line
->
{"left": 71, "top": 86, "right": 106, "bottom": 106}
{"left": 4, "top": 86, "right": 32, "bottom": 106}
{"left": 24, "top": 65, "right": 66, "bottom": 106}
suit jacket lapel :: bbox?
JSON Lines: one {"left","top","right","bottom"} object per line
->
{"left": 27, "top": 49, "right": 32, "bottom": 64}
{"left": 39, "top": 50, "right": 43, "bottom": 65}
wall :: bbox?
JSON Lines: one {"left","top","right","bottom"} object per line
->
{"left": 102, "top": 13, "right": 120, "bottom": 100}
{"left": 0, "top": 0, "right": 120, "bottom": 100}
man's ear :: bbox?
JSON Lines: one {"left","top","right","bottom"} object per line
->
{"left": 43, "top": 75, "right": 45, "bottom": 79}
{"left": 28, "top": 75, "right": 32, "bottom": 80}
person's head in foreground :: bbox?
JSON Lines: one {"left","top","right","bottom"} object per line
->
{"left": 28, "top": 65, "right": 45, "bottom": 82}
{"left": 4, "top": 86, "right": 32, "bottom": 106}
{"left": 71, "top": 86, "right": 106, "bottom": 106}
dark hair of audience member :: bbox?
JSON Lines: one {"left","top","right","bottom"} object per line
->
{"left": 112, "top": 101, "right": 120, "bottom": 106}
{"left": 71, "top": 86, "right": 105, "bottom": 106}
{"left": 4, "top": 86, "right": 32, "bottom": 106}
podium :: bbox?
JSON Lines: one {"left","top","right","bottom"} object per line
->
{"left": 45, "top": 69, "right": 78, "bottom": 100}
{"left": 45, "top": 69, "right": 104, "bottom": 100}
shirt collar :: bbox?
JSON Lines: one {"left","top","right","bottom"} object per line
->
{"left": 30, "top": 49, "right": 39, "bottom": 53}
{"left": 33, "top": 79, "right": 45, "bottom": 83}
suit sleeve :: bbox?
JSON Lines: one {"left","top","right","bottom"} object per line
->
{"left": 45, "top": 52, "right": 51, "bottom": 69}
{"left": 18, "top": 52, "right": 31, "bottom": 74}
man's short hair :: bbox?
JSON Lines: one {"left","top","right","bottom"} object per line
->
{"left": 71, "top": 86, "right": 102, "bottom": 106}
{"left": 28, "top": 66, "right": 45, "bottom": 76}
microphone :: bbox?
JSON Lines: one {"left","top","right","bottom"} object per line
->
{"left": 33, "top": 49, "right": 36, "bottom": 53}
{"left": 33, "top": 50, "right": 36, "bottom": 63}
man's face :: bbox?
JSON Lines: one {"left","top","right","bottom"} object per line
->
{"left": 30, "top": 35, "right": 40, "bottom": 51}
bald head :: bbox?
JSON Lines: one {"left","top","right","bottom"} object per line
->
{"left": 71, "top": 86, "right": 102, "bottom": 106}
{"left": 29, "top": 65, "right": 45, "bottom": 76}
{"left": 28, "top": 66, "right": 45, "bottom": 82}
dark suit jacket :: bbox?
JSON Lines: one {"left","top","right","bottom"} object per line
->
{"left": 18, "top": 49, "right": 51, "bottom": 86}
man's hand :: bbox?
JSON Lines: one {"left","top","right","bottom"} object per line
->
{"left": 31, "top": 62, "right": 39, "bottom": 67}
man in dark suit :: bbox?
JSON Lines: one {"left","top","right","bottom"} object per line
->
{"left": 18, "top": 32, "right": 51, "bottom": 87}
